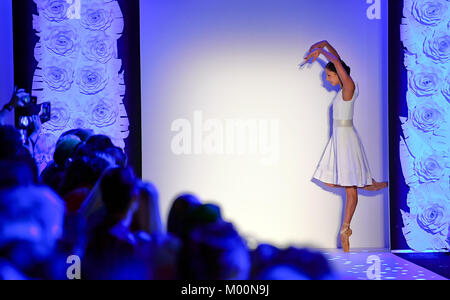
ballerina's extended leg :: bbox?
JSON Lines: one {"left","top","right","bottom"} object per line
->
{"left": 362, "top": 178, "right": 388, "bottom": 191}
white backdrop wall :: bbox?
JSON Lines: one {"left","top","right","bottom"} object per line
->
{"left": 140, "top": 0, "right": 389, "bottom": 249}
{"left": 0, "top": 0, "right": 14, "bottom": 125}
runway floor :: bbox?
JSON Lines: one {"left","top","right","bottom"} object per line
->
{"left": 320, "top": 248, "right": 448, "bottom": 280}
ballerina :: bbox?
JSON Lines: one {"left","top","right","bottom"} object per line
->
{"left": 304, "top": 40, "right": 388, "bottom": 252}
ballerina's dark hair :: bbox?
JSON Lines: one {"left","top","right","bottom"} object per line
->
{"left": 325, "top": 60, "right": 351, "bottom": 75}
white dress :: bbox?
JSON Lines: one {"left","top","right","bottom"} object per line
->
{"left": 312, "top": 83, "right": 373, "bottom": 187}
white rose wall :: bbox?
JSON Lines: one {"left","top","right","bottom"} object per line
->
{"left": 400, "top": 0, "right": 449, "bottom": 251}
{"left": 8, "top": 0, "right": 449, "bottom": 252}
{"left": 12, "top": 0, "right": 142, "bottom": 176}
{"left": 390, "top": 0, "right": 449, "bottom": 252}
{"left": 32, "top": 0, "right": 128, "bottom": 171}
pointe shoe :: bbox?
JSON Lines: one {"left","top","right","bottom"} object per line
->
{"left": 363, "top": 179, "right": 388, "bottom": 191}
{"left": 340, "top": 224, "right": 352, "bottom": 253}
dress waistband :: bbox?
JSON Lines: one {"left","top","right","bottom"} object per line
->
{"left": 334, "top": 119, "right": 353, "bottom": 127}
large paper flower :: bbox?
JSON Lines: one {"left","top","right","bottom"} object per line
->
{"left": 82, "top": 33, "right": 115, "bottom": 63}
{"left": 43, "top": 25, "right": 78, "bottom": 56}
{"left": 81, "top": 3, "right": 113, "bottom": 31}
{"left": 424, "top": 31, "right": 450, "bottom": 63}
{"left": 87, "top": 97, "right": 119, "bottom": 127}
{"left": 411, "top": 0, "right": 448, "bottom": 26}
{"left": 76, "top": 65, "right": 108, "bottom": 95}
{"left": 417, "top": 203, "right": 448, "bottom": 235}
{"left": 42, "top": 60, "right": 74, "bottom": 92}
{"left": 42, "top": 101, "right": 71, "bottom": 131}
{"left": 405, "top": 186, "right": 450, "bottom": 241}
{"left": 411, "top": 100, "right": 445, "bottom": 132}
{"left": 408, "top": 66, "right": 441, "bottom": 97}
{"left": 414, "top": 154, "right": 447, "bottom": 183}
{"left": 37, "top": 0, "right": 70, "bottom": 22}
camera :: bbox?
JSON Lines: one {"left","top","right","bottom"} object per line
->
{"left": 14, "top": 95, "right": 51, "bottom": 131}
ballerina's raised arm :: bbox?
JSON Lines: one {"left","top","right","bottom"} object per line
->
{"left": 304, "top": 41, "right": 355, "bottom": 101}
